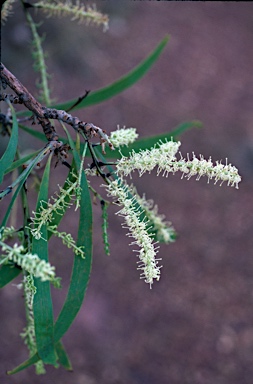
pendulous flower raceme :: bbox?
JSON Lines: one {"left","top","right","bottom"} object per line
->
{"left": 105, "top": 179, "right": 161, "bottom": 287}
{"left": 115, "top": 139, "right": 241, "bottom": 189}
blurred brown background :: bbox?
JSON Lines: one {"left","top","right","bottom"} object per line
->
{"left": 1, "top": 2, "right": 253, "bottom": 383}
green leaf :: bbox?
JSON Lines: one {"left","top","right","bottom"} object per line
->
{"left": 121, "top": 120, "right": 202, "bottom": 153}
{"left": 8, "top": 136, "right": 93, "bottom": 374}
{"left": 7, "top": 353, "right": 41, "bottom": 375}
{"left": 0, "top": 264, "right": 21, "bottom": 288}
{"left": 32, "top": 155, "right": 58, "bottom": 366}
{"left": 55, "top": 341, "right": 72, "bottom": 371}
{"left": 0, "top": 103, "right": 18, "bottom": 184}
{"left": 103, "top": 120, "right": 203, "bottom": 159}
{"left": 50, "top": 36, "right": 170, "bottom": 111}
{"left": 7, "top": 335, "right": 73, "bottom": 374}
{"left": 4, "top": 149, "right": 41, "bottom": 175}
{"left": 54, "top": 136, "right": 93, "bottom": 341}
{"left": 16, "top": 36, "right": 170, "bottom": 119}
{"left": 0, "top": 146, "right": 52, "bottom": 227}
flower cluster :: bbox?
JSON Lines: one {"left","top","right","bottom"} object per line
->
{"left": 106, "top": 179, "right": 161, "bottom": 287}
{"left": 33, "top": 1, "right": 109, "bottom": 31}
{"left": 30, "top": 173, "right": 79, "bottom": 240}
{"left": 48, "top": 225, "right": 85, "bottom": 258}
{"left": 109, "top": 126, "right": 139, "bottom": 148}
{"left": 0, "top": 226, "right": 16, "bottom": 241}
{"left": 116, "top": 140, "right": 180, "bottom": 176}
{"left": 0, "top": 243, "right": 59, "bottom": 285}
{"left": 129, "top": 187, "right": 176, "bottom": 243}
{"left": 21, "top": 274, "right": 46, "bottom": 374}
{"left": 116, "top": 140, "right": 241, "bottom": 188}
{"left": 1, "top": 0, "right": 16, "bottom": 24}
{"left": 104, "top": 138, "right": 241, "bottom": 286}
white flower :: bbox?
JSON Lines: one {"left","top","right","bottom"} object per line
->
{"left": 109, "top": 126, "right": 138, "bottom": 148}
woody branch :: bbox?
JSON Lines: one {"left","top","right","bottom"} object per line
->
{"left": 0, "top": 62, "right": 113, "bottom": 150}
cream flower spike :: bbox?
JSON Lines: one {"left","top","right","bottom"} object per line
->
{"left": 116, "top": 140, "right": 241, "bottom": 188}
{"left": 106, "top": 179, "right": 161, "bottom": 287}
{"left": 116, "top": 140, "right": 181, "bottom": 177}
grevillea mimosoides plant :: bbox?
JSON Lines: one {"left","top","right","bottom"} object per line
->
{"left": 0, "top": 1, "right": 241, "bottom": 375}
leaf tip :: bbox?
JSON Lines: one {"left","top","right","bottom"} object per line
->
{"left": 191, "top": 120, "right": 203, "bottom": 129}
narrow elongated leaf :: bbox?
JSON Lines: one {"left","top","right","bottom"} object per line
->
{"left": 8, "top": 135, "right": 93, "bottom": 374}
{"left": 7, "top": 340, "right": 72, "bottom": 374}
{"left": 0, "top": 145, "right": 53, "bottom": 227}
{"left": 103, "top": 120, "right": 203, "bottom": 159}
{"left": 21, "top": 119, "right": 202, "bottom": 165}
{"left": 62, "top": 126, "right": 81, "bottom": 164}
{"left": 0, "top": 152, "right": 43, "bottom": 290}
{"left": 55, "top": 341, "right": 72, "bottom": 371}
{"left": 7, "top": 353, "right": 41, "bottom": 375}
{"left": 16, "top": 36, "right": 169, "bottom": 118}
{"left": 4, "top": 149, "right": 41, "bottom": 175}
{"left": 32, "top": 155, "right": 57, "bottom": 366}
{"left": 53, "top": 36, "right": 170, "bottom": 111}
{"left": 0, "top": 103, "right": 18, "bottom": 184}
{"left": 54, "top": 134, "right": 93, "bottom": 341}
{"left": 46, "top": 125, "right": 87, "bottom": 238}
{"left": 124, "top": 120, "right": 202, "bottom": 153}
